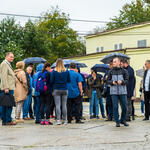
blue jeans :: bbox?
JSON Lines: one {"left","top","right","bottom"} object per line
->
{"left": 89, "top": 91, "right": 99, "bottom": 116}
{"left": 111, "top": 95, "right": 127, "bottom": 123}
{"left": 23, "top": 94, "right": 32, "bottom": 118}
{"left": 99, "top": 98, "right": 105, "bottom": 116}
{"left": 0, "top": 106, "right": 2, "bottom": 119}
{"left": 141, "top": 100, "right": 144, "bottom": 113}
{"left": 35, "top": 96, "right": 41, "bottom": 122}
{"left": 0, "top": 90, "right": 14, "bottom": 124}
{"left": 106, "top": 94, "right": 113, "bottom": 119}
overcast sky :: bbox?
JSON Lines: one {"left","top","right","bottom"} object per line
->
{"left": 0, "top": 0, "right": 135, "bottom": 34}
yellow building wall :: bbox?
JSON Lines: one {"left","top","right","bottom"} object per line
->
{"left": 86, "top": 24, "right": 150, "bottom": 54}
{"left": 71, "top": 48, "right": 150, "bottom": 98}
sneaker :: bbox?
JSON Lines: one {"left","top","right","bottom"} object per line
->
{"left": 35, "top": 121, "right": 40, "bottom": 124}
{"left": 40, "top": 120, "right": 45, "bottom": 125}
{"left": 96, "top": 116, "right": 100, "bottom": 119}
{"left": 56, "top": 120, "right": 61, "bottom": 125}
{"left": 102, "top": 115, "right": 106, "bottom": 118}
{"left": 16, "top": 119, "right": 24, "bottom": 123}
{"left": 45, "top": 121, "right": 53, "bottom": 125}
{"left": 90, "top": 115, "right": 94, "bottom": 119}
{"left": 120, "top": 121, "right": 129, "bottom": 126}
{"left": 62, "top": 121, "right": 67, "bottom": 125}
{"left": 116, "top": 123, "right": 120, "bottom": 127}
{"left": 143, "top": 118, "right": 149, "bottom": 121}
{"left": 6, "top": 121, "right": 17, "bottom": 126}
{"left": 76, "top": 120, "right": 84, "bottom": 124}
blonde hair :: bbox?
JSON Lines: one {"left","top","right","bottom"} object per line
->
{"left": 16, "top": 61, "right": 25, "bottom": 70}
{"left": 55, "top": 58, "right": 66, "bottom": 73}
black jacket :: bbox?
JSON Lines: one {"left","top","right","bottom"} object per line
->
{"left": 143, "top": 70, "right": 150, "bottom": 92}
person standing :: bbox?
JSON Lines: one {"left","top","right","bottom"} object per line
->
{"left": 0, "top": 52, "right": 16, "bottom": 125}
{"left": 14, "top": 61, "right": 28, "bottom": 123}
{"left": 51, "top": 59, "right": 70, "bottom": 125}
{"left": 23, "top": 66, "right": 33, "bottom": 120}
{"left": 88, "top": 69, "right": 101, "bottom": 119}
{"left": 38, "top": 63, "right": 52, "bottom": 125}
{"left": 122, "top": 59, "right": 136, "bottom": 121}
{"left": 107, "top": 57, "right": 129, "bottom": 127}
{"left": 143, "top": 60, "right": 150, "bottom": 121}
{"left": 67, "top": 63, "right": 84, "bottom": 124}
{"left": 32, "top": 63, "right": 44, "bottom": 124}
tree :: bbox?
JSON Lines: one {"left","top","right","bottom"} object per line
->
{"left": 106, "top": 0, "right": 150, "bottom": 30}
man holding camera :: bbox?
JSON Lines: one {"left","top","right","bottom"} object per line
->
{"left": 107, "top": 57, "right": 129, "bottom": 127}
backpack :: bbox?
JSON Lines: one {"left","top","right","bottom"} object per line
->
{"left": 36, "top": 72, "right": 47, "bottom": 93}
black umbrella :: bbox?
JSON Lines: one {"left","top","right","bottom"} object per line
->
{"left": 91, "top": 64, "right": 110, "bottom": 73}
{"left": 23, "top": 57, "right": 47, "bottom": 64}
{"left": 101, "top": 52, "right": 130, "bottom": 64}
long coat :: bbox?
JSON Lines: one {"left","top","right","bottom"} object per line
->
{"left": 88, "top": 76, "right": 101, "bottom": 99}
{"left": 0, "top": 60, "right": 16, "bottom": 90}
{"left": 14, "top": 69, "right": 28, "bottom": 102}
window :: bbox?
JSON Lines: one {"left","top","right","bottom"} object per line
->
{"left": 138, "top": 40, "right": 147, "bottom": 48}
{"left": 96, "top": 47, "right": 104, "bottom": 53}
{"left": 119, "top": 43, "right": 123, "bottom": 49}
{"left": 114, "top": 44, "right": 118, "bottom": 50}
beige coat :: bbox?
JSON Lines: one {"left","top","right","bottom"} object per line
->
{"left": 0, "top": 60, "right": 16, "bottom": 90}
{"left": 14, "top": 69, "right": 28, "bottom": 102}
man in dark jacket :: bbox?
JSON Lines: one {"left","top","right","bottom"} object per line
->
{"left": 107, "top": 57, "right": 129, "bottom": 127}
{"left": 143, "top": 60, "right": 150, "bottom": 121}
{"left": 121, "top": 59, "right": 136, "bottom": 121}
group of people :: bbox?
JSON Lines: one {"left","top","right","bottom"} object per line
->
{"left": 0, "top": 52, "right": 150, "bottom": 127}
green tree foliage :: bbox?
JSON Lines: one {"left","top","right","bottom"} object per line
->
{"left": 106, "top": 0, "right": 150, "bottom": 30}
{"left": 0, "top": 8, "right": 85, "bottom": 65}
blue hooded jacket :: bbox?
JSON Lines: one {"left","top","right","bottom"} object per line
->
{"left": 32, "top": 63, "right": 44, "bottom": 96}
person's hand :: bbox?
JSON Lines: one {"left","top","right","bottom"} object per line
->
{"left": 118, "top": 80, "right": 122, "bottom": 85}
{"left": 5, "top": 89, "right": 9, "bottom": 94}
{"left": 113, "top": 81, "right": 117, "bottom": 85}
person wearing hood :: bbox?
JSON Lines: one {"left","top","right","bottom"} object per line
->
{"left": 32, "top": 63, "right": 44, "bottom": 124}
{"left": 14, "top": 61, "right": 28, "bottom": 123}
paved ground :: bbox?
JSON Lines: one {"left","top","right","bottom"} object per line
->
{"left": 0, "top": 102, "right": 150, "bottom": 150}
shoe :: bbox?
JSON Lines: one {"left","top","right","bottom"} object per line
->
{"left": 143, "top": 118, "right": 149, "bottom": 121}
{"left": 120, "top": 121, "right": 129, "bottom": 126}
{"left": 56, "top": 120, "right": 61, "bottom": 125}
{"left": 126, "top": 118, "right": 131, "bottom": 122}
{"left": 68, "top": 120, "right": 72, "bottom": 124}
{"left": 81, "top": 116, "right": 86, "bottom": 120}
{"left": 76, "top": 120, "right": 84, "bottom": 124}
{"left": 2, "top": 123, "right": 7, "bottom": 126}
{"left": 35, "top": 121, "right": 40, "bottom": 124}
{"left": 105, "top": 118, "right": 112, "bottom": 121}
{"left": 62, "top": 121, "right": 67, "bottom": 125}
{"left": 30, "top": 116, "right": 35, "bottom": 120}
{"left": 116, "top": 123, "right": 120, "bottom": 127}
{"left": 40, "top": 120, "right": 45, "bottom": 125}
{"left": 45, "top": 121, "right": 53, "bottom": 125}
{"left": 23, "top": 117, "right": 31, "bottom": 120}
{"left": 102, "top": 115, "right": 106, "bottom": 118}
{"left": 7, "top": 121, "right": 17, "bottom": 125}
{"left": 96, "top": 116, "right": 100, "bottom": 119}
{"left": 50, "top": 115, "right": 56, "bottom": 118}
{"left": 90, "top": 115, "right": 94, "bottom": 119}
{"left": 16, "top": 119, "right": 24, "bottom": 123}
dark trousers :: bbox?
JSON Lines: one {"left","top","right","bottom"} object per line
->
{"left": 126, "top": 97, "right": 132, "bottom": 120}
{"left": 131, "top": 100, "right": 135, "bottom": 116}
{"left": 67, "top": 95, "right": 82, "bottom": 122}
{"left": 40, "top": 94, "right": 51, "bottom": 120}
{"left": 144, "top": 91, "right": 150, "bottom": 119}
{"left": 111, "top": 95, "right": 127, "bottom": 124}
{"left": 106, "top": 94, "right": 113, "bottom": 119}
{"left": 50, "top": 95, "right": 55, "bottom": 116}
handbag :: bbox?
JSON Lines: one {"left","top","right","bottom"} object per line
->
{"left": 0, "top": 93, "right": 16, "bottom": 107}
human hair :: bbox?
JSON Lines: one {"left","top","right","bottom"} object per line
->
{"left": 5, "top": 52, "right": 14, "bottom": 57}
{"left": 69, "top": 63, "right": 76, "bottom": 69}
{"left": 55, "top": 59, "right": 66, "bottom": 73}
{"left": 121, "top": 59, "right": 129, "bottom": 64}
{"left": 146, "top": 60, "right": 150, "bottom": 64}
{"left": 42, "top": 62, "right": 51, "bottom": 73}
{"left": 16, "top": 61, "right": 25, "bottom": 70}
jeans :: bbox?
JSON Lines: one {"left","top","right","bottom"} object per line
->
{"left": 54, "top": 90, "right": 68, "bottom": 121}
{"left": 23, "top": 94, "right": 32, "bottom": 118}
{"left": 99, "top": 97, "right": 105, "bottom": 116}
{"left": 106, "top": 94, "right": 113, "bottom": 119}
{"left": 0, "top": 90, "right": 14, "bottom": 124}
{"left": 141, "top": 100, "right": 144, "bottom": 113}
{"left": 111, "top": 95, "right": 128, "bottom": 124}
{"left": 89, "top": 90, "right": 99, "bottom": 116}
{"left": 35, "top": 96, "right": 41, "bottom": 122}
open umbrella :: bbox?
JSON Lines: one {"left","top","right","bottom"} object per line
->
{"left": 23, "top": 57, "right": 47, "bottom": 64}
{"left": 101, "top": 52, "right": 130, "bottom": 64}
{"left": 136, "top": 69, "right": 144, "bottom": 78}
{"left": 51, "top": 59, "right": 87, "bottom": 68}
{"left": 91, "top": 64, "right": 110, "bottom": 73}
